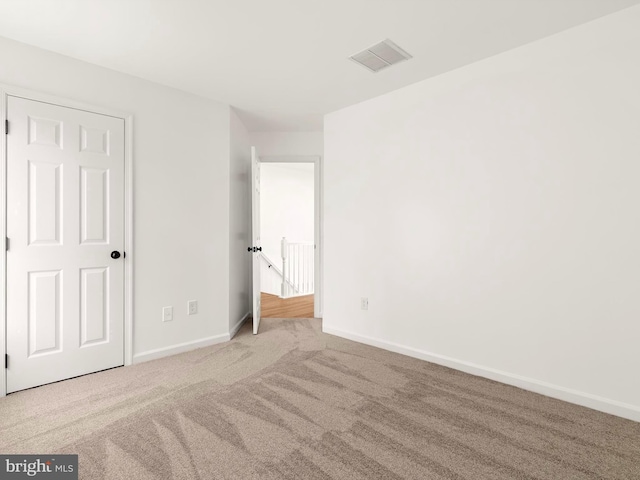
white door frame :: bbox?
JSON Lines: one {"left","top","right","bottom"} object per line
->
{"left": 0, "top": 84, "right": 134, "bottom": 397}
{"left": 259, "top": 155, "right": 323, "bottom": 318}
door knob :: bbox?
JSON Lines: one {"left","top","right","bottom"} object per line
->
{"left": 247, "top": 247, "right": 253, "bottom": 252}
{"left": 111, "top": 251, "right": 121, "bottom": 259}
{"left": 256, "top": 247, "right": 262, "bottom": 252}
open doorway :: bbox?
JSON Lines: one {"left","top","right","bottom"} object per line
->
{"left": 258, "top": 157, "right": 320, "bottom": 319}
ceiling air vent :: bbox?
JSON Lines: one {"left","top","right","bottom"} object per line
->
{"left": 349, "top": 39, "right": 412, "bottom": 73}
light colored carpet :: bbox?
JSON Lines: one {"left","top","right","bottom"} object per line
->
{"left": 1, "top": 318, "right": 639, "bottom": 479}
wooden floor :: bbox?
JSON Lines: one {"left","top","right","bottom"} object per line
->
{"left": 261, "top": 292, "right": 314, "bottom": 318}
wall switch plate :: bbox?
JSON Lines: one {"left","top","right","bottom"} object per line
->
{"left": 163, "top": 306, "right": 173, "bottom": 322}
{"left": 361, "top": 297, "right": 369, "bottom": 310}
{"left": 188, "top": 300, "right": 198, "bottom": 315}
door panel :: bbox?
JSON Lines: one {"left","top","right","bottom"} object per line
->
{"left": 6, "top": 96, "right": 125, "bottom": 393}
{"left": 28, "top": 160, "right": 63, "bottom": 245}
{"left": 80, "top": 267, "right": 109, "bottom": 346}
{"left": 80, "top": 167, "right": 109, "bottom": 244}
{"left": 28, "top": 270, "right": 62, "bottom": 356}
{"left": 251, "top": 147, "right": 261, "bottom": 334}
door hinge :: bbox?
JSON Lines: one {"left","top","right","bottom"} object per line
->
{"left": 5, "top": 354, "right": 7, "bottom": 369}
{"left": 5, "top": 237, "right": 9, "bottom": 252}
{"left": 5, "top": 119, "right": 8, "bottom": 135}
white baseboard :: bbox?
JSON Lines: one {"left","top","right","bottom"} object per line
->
{"left": 133, "top": 334, "right": 230, "bottom": 364}
{"left": 132, "top": 312, "right": 251, "bottom": 365}
{"left": 322, "top": 325, "right": 640, "bottom": 423}
{"left": 230, "top": 312, "right": 251, "bottom": 339}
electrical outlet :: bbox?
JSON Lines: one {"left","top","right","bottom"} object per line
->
{"left": 188, "top": 300, "right": 198, "bottom": 315}
{"left": 361, "top": 297, "right": 368, "bottom": 310}
{"left": 162, "top": 306, "right": 173, "bottom": 322}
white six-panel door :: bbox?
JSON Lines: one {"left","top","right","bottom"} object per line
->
{"left": 251, "top": 147, "right": 261, "bottom": 334}
{"left": 6, "top": 96, "right": 125, "bottom": 393}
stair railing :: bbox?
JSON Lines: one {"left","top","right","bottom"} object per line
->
{"left": 281, "top": 237, "right": 314, "bottom": 298}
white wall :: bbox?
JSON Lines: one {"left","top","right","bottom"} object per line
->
{"left": 250, "top": 131, "right": 323, "bottom": 157}
{"left": 229, "top": 109, "right": 252, "bottom": 335}
{"left": 324, "top": 6, "right": 640, "bottom": 421}
{"left": 260, "top": 163, "right": 314, "bottom": 271}
{"left": 0, "top": 36, "right": 235, "bottom": 360}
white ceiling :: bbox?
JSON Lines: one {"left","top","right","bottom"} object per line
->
{"left": 0, "top": 0, "right": 638, "bottom": 132}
